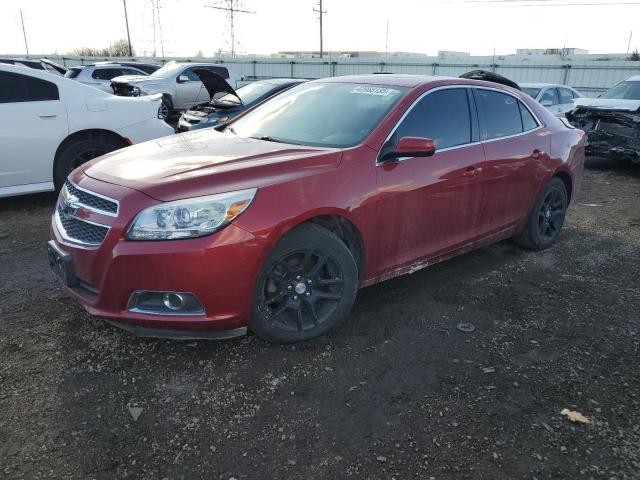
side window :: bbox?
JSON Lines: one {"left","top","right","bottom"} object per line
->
{"left": 519, "top": 102, "right": 539, "bottom": 132}
{"left": 558, "top": 88, "right": 574, "bottom": 104}
{"left": 91, "top": 68, "right": 121, "bottom": 80}
{"left": 475, "top": 89, "right": 523, "bottom": 140}
{"left": 182, "top": 68, "right": 201, "bottom": 81}
{"left": 0, "top": 72, "right": 58, "bottom": 103}
{"left": 394, "top": 88, "right": 471, "bottom": 150}
{"left": 206, "top": 66, "right": 230, "bottom": 79}
{"left": 539, "top": 88, "right": 559, "bottom": 105}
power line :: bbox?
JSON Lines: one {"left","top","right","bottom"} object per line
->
{"left": 206, "top": 1, "right": 255, "bottom": 57}
{"left": 313, "top": 0, "right": 327, "bottom": 58}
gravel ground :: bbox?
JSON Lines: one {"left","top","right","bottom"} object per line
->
{"left": 1, "top": 158, "right": 639, "bottom": 479}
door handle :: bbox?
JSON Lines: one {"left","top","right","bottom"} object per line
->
{"left": 39, "top": 114, "right": 58, "bottom": 119}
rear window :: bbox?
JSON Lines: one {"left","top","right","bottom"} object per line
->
{"left": 65, "top": 68, "right": 81, "bottom": 79}
{"left": 0, "top": 71, "right": 59, "bottom": 103}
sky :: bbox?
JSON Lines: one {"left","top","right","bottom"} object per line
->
{"left": 0, "top": 0, "right": 638, "bottom": 57}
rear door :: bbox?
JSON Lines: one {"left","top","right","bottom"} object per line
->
{"left": 375, "top": 87, "right": 485, "bottom": 272}
{"left": 472, "top": 88, "right": 549, "bottom": 236}
{"left": 0, "top": 71, "right": 67, "bottom": 189}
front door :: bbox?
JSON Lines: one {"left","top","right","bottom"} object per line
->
{"left": 375, "top": 87, "right": 485, "bottom": 274}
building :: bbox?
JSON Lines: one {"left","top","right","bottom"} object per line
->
{"left": 437, "top": 51, "right": 470, "bottom": 58}
{"left": 516, "top": 48, "right": 589, "bottom": 56}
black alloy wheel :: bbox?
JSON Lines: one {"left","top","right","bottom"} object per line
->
{"left": 250, "top": 224, "right": 359, "bottom": 343}
{"left": 514, "top": 177, "right": 568, "bottom": 250}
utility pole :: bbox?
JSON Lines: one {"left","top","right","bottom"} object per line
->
{"left": 385, "top": 20, "right": 389, "bottom": 58}
{"left": 206, "top": 1, "right": 255, "bottom": 58}
{"left": 627, "top": 30, "right": 634, "bottom": 56}
{"left": 123, "top": 0, "right": 133, "bottom": 56}
{"left": 20, "top": 10, "right": 29, "bottom": 57}
{"left": 313, "top": 0, "right": 327, "bottom": 58}
{"left": 155, "top": 0, "right": 165, "bottom": 59}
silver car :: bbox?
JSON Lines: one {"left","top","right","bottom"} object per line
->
{"left": 110, "top": 62, "right": 242, "bottom": 119}
{"left": 520, "top": 83, "right": 584, "bottom": 118}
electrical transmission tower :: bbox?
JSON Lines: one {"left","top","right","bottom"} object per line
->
{"left": 313, "top": 0, "right": 327, "bottom": 58}
{"left": 206, "top": 1, "right": 254, "bottom": 57}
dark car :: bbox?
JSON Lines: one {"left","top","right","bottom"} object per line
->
{"left": 178, "top": 78, "right": 305, "bottom": 132}
{"left": 96, "top": 61, "right": 161, "bottom": 75}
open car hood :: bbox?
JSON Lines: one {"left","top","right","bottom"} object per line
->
{"left": 40, "top": 58, "right": 67, "bottom": 74}
{"left": 193, "top": 68, "right": 240, "bottom": 102}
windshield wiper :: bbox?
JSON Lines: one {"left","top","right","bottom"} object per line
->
{"left": 250, "top": 135, "right": 289, "bottom": 144}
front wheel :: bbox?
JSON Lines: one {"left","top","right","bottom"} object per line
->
{"left": 514, "top": 177, "right": 568, "bottom": 250}
{"left": 250, "top": 224, "right": 359, "bottom": 343}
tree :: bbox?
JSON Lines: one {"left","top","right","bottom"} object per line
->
{"left": 68, "top": 39, "right": 134, "bottom": 57}
{"left": 629, "top": 49, "right": 640, "bottom": 61}
{"left": 194, "top": 50, "right": 204, "bottom": 58}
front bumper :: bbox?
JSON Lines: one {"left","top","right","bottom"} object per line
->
{"left": 49, "top": 174, "right": 268, "bottom": 337}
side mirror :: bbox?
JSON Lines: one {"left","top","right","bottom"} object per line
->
{"left": 177, "top": 74, "right": 189, "bottom": 83}
{"left": 380, "top": 136, "right": 436, "bottom": 163}
{"left": 540, "top": 99, "right": 553, "bottom": 107}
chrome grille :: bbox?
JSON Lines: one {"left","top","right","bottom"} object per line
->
{"left": 64, "top": 180, "right": 118, "bottom": 216}
{"left": 55, "top": 204, "right": 109, "bottom": 246}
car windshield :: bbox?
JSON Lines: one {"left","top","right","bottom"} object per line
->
{"left": 600, "top": 81, "right": 640, "bottom": 100}
{"left": 215, "top": 82, "right": 288, "bottom": 106}
{"left": 522, "top": 87, "right": 541, "bottom": 99}
{"left": 229, "top": 82, "right": 407, "bottom": 148}
{"left": 150, "top": 63, "right": 185, "bottom": 79}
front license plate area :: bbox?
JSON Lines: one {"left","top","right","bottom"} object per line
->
{"left": 47, "top": 240, "right": 78, "bottom": 287}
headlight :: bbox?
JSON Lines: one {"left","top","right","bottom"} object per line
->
{"left": 127, "top": 189, "right": 257, "bottom": 240}
{"left": 203, "top": 116, "right": 229, "bottom": 124}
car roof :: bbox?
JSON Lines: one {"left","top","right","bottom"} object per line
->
{"left": 316, "top": 74, "right": 446, "bottom": 88}
{"left": 625, "top": 75, "right": 640, "bottom": 82}
{"left": 258, "top": 78, "right": 305, "bottom": 85}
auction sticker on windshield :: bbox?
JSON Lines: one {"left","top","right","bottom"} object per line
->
{"left": 350, "top": 86, "right": 399, "bottom": 96}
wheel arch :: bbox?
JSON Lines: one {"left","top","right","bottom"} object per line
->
{"left": 552, "top": 169, "right": 573, "bottom": 203}
{"left": 53, "top": 129, "right": 130, "bottom": 173}
{"left": 265, "top": 210, "right": 366, "bottom": 281}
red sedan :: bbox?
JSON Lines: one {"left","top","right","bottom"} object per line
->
{"left": 48, "top": 75, "right": 585, "bottom": 342}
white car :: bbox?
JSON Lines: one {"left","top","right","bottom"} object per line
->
{"left": 0, "top": 63, "right": 174, "bottom": 198}
{"left": 110, "top": 62, "right": 244, "bottom": 119}
{"left": 520, "top": 83, "right": 584, "bottom": 117}
{"left": 64, "top": 64, "right": 149, "bottom": 93}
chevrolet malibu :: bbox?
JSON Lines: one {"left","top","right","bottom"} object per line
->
{"left": 48, "top": 74, "right": 585, "bottom": 343}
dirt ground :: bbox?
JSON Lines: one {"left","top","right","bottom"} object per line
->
{"left": 1, "top": 158, "right": 639, "bottom": 479}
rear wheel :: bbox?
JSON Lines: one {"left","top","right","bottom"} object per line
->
{"left": 53, "top": 136, "right": 125, "bottom": 191}
{"left": 514, "top": 177, "right": 568, "bottom": 250}
{"left": 250, "top": 224, "right": 359, "bottom": 343}
{"left": 158, "top": 95, "right": 173, "bottom": 121}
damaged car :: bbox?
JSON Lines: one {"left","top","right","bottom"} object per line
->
{"left": 110, "top": 62, "right": 244, "bottom": 120}
{"left": 566, "top": 75, "right": 640, "bottom": 165}
{"left": 178, "top": 76, "right": 305, "bottom": 132}
{"left": 48, "top": 74, "right": 584, "bottom": 342}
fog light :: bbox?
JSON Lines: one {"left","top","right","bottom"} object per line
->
{"left": 163, "top": 292, "right": 185, "bottom": 310}
{"left": 128, "top": 290, "right": 205, "bottom": 316}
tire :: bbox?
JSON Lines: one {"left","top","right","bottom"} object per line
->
{"left": 514, "top": 177, "right": 568, "bottom": 250}
{"left": 54, "top": 136, "right": 125, "bottom": 191}
{"left": 250, "top": 223, "right": 359, "bottom": 343}
{"left": 158, "top": 96, "right": 173, "bottom": 121}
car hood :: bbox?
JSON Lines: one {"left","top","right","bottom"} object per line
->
{"left": 193, "top": 68, "right": 239, "bottom": 101}
{"left": 111, "top": 75, "right": 165, "bottom": 85}
{"left": 573, "top": 98, "right": 640, "bottom": 111}
{"left": 81, "top": 130, "right": 339, "bottom": 202}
